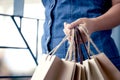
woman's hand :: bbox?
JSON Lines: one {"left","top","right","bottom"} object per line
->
{"left": 63, "top": 18, "right": 97, "bottom": 43}
{"left": 64, "top": 18, "right": 97, "bottom": 35}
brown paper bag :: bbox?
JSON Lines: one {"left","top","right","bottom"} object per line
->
{"left": 77, "top": 25, "right": 120, "bottom": 80}
{"left": 31, "top": 54, "right": 61, "bottom": 80}
{"left": 95, "top": 53, "right": 120, "bottom": 80}
{"left": 81, "top": 65, "right": 87, "bottom": 80}
{"left": 73, "top": 26, "right": 120, "bottom": 80}
{"left": 31, "top": 54, "right": 76, "bottom": 80}
{"left": 82, "top": 58, "right": 106, "bottom": 80}
{"left": 58, "top": 59, "right": 76, "bottom": 80}
{"left": 74, "top": 63, "right": 87, "bottom": 80}
{"left": 74, "top": 63, "right": 82, "bottom": 80}
{"left": 81, "top": 54, "right": 120, "bottom": 80}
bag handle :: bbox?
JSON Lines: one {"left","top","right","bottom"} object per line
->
{"left": 48, "top": 35, "right": 68, "bottom": 55}
{"left": 48, "top": 23, "right": 101, "bottom": 61}
{"left": 74, "top": 27, "right": 90, "bottom": 63}
{"left": 77, "top": 24, "right": 101, "bottom": 54}
{"left": 66, "top": 23, "right": 102, "bottom": 63}
{"left": 64, "top": 28, "right": 86, "bottom": 63}
{"left": 65, "top": 28, "right": 75, "bottom": 61}
{"left": 65, "top": 27, "right": 90, "bottom": 63}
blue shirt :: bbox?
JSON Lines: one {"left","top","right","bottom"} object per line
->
{"left": 41, "top": 0, "right": 120, "bottom": 70}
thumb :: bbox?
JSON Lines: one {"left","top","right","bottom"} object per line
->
{"left": 69, "top": 18, "right": 85, "bottom": 29}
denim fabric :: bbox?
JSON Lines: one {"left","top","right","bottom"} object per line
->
{"left": 41, "top": 0, "right": 120, "bottom": 70}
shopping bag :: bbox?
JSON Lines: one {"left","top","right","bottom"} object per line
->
{"left": 31, "top": 54, "right": 62, "bottom": 80}
{"left": 74, "top": 63, "right": 87, "bottom": 80}
{"left": 83, "top": 58, "right": 105, "bottom": 80}
{"left": 31, "top": 34, "right": 78, "bottom": 80}
{"left": 80, "top": 64, "right": 87, "bottom": 80}
{"left": 31, "top": 54, "right": 76, "bottom": 80}
{"left": 95, "top": 53, "right": 120, "bottom": 80}
{"left": 74, "top": 63, "right": 82, "bottom": 80}
{"left": 59, "top": 59, "right": 76, "bottom": 80}
{"left": 71, "top": 27, "right": 101, "bottom": 80}
{"left": 84, "top": 53, "right": 120, "bottom": 80}
{"left": 74, "top": 25, "right": 120, "bottom": 80}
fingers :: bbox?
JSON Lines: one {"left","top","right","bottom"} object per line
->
{"left": 70, "top": 19, "right": 83, "bottom": 28}
{"left": 63, "top": 22, "right": 71, "bottom": 36}
{"left": 63, "top": 22, "right": 72, "bottom": 41}
{"left": 63, "top": 20, "right": 84, "bottom": 36}
{"left": 63, "top": 18, "right": 90, "bottom": 44}
{"left": 63, "top": 21, "right": 88, "bottom": 44}
{"left": 67, "top": 18, "right": 86, "bottom": 29}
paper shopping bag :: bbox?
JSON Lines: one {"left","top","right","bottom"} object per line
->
{"left": 58, "top": 59, "right": 76, "bottom": 80}
{"left": 74, "top": 63, "right": 82, "bottom": 80}
{"left": 31, "top": 54, "right": 76, "bottom": 80}
{"left": 95, "top": 53, "right": 120, "bottom": 80}
{"left": 81, "top": 65, "right": 87, "bottom": 80}
{"left": 82, "top": 53, "right": 120, "bottom": 80}
{"left": 74, "top": 63, "right": 87, "bottom": 80}
{"left": 31, "top": 54, "right": 62, "bottom": 80}
{"left": 73, "top": 26, "right": 120, "bottom": 80}
{"left": 83, "top": 58, "right": 105, "bottom": 80}
{"left": 77, "top": 25, "right": 120, "bottom": 80}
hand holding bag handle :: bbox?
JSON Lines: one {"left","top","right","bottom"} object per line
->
{"left": 65, "top": 27, "right": 87, "bottom": 80}
{"left": 65, "top": 26, "right": 90, "bottom": 63}
{"left": 66, "top": 26, "right": 102, "bottom": 80}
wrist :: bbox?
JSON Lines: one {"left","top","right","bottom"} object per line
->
{"left": 90, "top": 18, "right": 100, "bottom": 33}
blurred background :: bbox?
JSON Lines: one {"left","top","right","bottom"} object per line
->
{"left": 0, "top": 0, "right": 119, "bottom": 80}
{"left": 0, "top": 0, "right": 44, "bottom": 80}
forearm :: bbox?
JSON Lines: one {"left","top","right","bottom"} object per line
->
{"left": 94, "top": 3, "right": 120, "bottom": 31}
{"left": 65, "top": 1, "right": 120, "bottom": 35}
